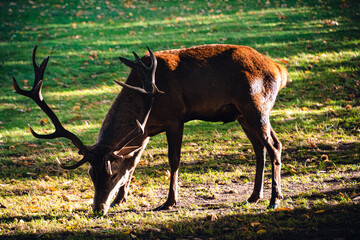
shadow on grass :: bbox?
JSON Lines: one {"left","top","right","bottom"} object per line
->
{"left": 1, "top": 194, "right": 359, "bottom": 239}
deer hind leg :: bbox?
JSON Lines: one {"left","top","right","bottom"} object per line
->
{"left": 269, "top": 126, "right": 282, "bottom": 208}
{"left": 238, "top": 117, "right": 266, "bottom": 204}
{"left": 154, "top": 123, "right": 184, "bottom": 211}
{"left": 237, "top": 105, "right": 282, "bottom": 208}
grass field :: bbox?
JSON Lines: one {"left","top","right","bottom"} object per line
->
{"left": 1, "top": 0, "right": 360, "bottom": 239}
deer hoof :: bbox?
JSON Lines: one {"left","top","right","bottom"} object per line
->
{"left": 247, "top": 194, "right": 261, "bottom": 203}
{"left": 268, "top": 204, "right": 279, "bottom": 209}
{"left": 153, "top": 201, "right": 176, "bottom": 211}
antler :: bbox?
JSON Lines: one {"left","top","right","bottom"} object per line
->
{"left": 111, "top": 47, "right": 162, "bottom": 157}
{"left": 12, "top": 46, "right": 89, "bottom": 169}
{"left": 115, "top": 46, "right": 163, "bottom": 96}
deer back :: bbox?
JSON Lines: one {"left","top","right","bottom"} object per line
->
{"left": 121, "top": 44, "right": 288, "bottom": 136}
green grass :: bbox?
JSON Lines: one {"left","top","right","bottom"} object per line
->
{"left": 1, "top": 0, "right": 360, "bottom": 239}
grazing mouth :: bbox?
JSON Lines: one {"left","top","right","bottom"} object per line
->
{"left": 93, "top": 170, "right": 130, "bottom": 215}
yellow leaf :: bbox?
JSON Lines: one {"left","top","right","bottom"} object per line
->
{"left": 61, "top": 194, "right": 71, "bottom": 202}
{"left": 40, "top": 118, "right": 48, "bottom": 126}
{"left": 62, "top": 204, "right": 73, "bottom": 212}
{"left": 280, "top": 59, "right": 290, "bottom": 65}
{"left": 48, "top": 186, "right": 56, "bottom": 191}
{"left": 315, "top": 210, "right": 325, "bottom": 214}
{"left": 275, "top": 207, "right": 292, "bottom": 212}
{"left": 251, "top": 221, "right": 261, "bottom": 227}
{"left": 290, "top": 169, "right": 297, "bottom": 174}
{"left": 257, "top": 229, "right": 267, "bottom": 235}
{"left": 345, "top": 104, "right": 352, "bottom": 110}
{"left": 76, "top": 10, "right": 82, "bottom": 17}
{"left": 28, "top": 206, "right": 40, "bottom": 213}
{"left": 305, "top": 70, "right": 311, "bottom": 74}
{"left": 302, "top": 107, "right": 309, "bottom": 111}
{"left": 321, "top": 154, "right": 329, "bottom": 162}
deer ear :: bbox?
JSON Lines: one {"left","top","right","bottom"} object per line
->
{"left": 113, "top": 146, "right": 141, "bottom": 158}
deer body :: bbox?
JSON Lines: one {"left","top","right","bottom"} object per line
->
{"left": 96, "top": 44, "right": 287, "bottom": 212}
{"left": 14, "top": 44, "right": 287, "bottom": 215}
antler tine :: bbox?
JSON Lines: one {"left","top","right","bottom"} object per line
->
{"left": 146, "top": 46, "right": 157, "bottom": 70}
{"left": 113, "top": 120, "right": 144, "bottom": 151}
{"left": 113, "top": 79, "right": 147, "bottom": 95}
{"left": 132, "top": 51, "right": 147, "bottom": 68}
{"left": 13, "top": 46, "right": 89, "bottom": 169}
{"left": 112, "top": 47, "right": 162, "bottom": 154}
{"left": 56, "top": 156, "right": 90, "bottom": 170}
{"left": 32, "top": 45, "right": 49, "bottom": 88}
{"left": 117, "top": 47, "right": 163, "bottom": 96}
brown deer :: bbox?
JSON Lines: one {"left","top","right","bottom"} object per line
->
{"left": 13, "top": 44, "right": 287, "bottom": 215}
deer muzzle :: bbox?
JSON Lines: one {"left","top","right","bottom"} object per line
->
{"left": 92, "top": 169, "right": 131, "bottom": 215}
{"left": 92, "top": 202, "right": 110, "bottom": 216}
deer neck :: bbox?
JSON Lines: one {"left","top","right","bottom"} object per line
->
{"left": 96, "top": 89, "right": 146, "bottom": 149}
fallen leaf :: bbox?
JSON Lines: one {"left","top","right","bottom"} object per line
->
{"left": 27, "top": 206, "right": 40, "bottom": 213}
{"left": 302, "top": 106, "right": 309, "bottom": 111}
{"left": 257, "top": 229, "right": 267, "bottom": 234}
{"left": 39, "top": 118, "right": 48, "bottom": 125}
{"left": 275, "top": 207, "right": 292, "bottom": 212}
{"left": 315, "top": 210, "right": 325, "bottom": 214}
{"left": 61, "top": 194, "right": 71, "bottom": 202}
{"left": 324, "top": 19, "right": 338, "bottom": 26}
{"left": 321, "top": 154, "right": 330, "bottom": 162}
{"left": 27, "top": 144, "right": 38, "bottom": 148}
{"left": 76, "top": 10, "right": 83, "bottom": 17}
{"left": 280, "top": 59, "right": 290, "bottom": 65}
{"left": 345, "top": 104, "right": 352, "bottom": 110}
{"left": 251, "top": 221, "right": 261, "bottom": 227}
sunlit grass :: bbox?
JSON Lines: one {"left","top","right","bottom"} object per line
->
{"left": 1, "top": 0, "right": 360, "bottom": 239}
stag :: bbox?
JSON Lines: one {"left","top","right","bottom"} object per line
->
{"left": 13, "top": 44, "right": 287, "bottom": 215}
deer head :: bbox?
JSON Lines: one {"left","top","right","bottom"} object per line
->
{"left": 12, "top": 46, "right": 160, "bottom": 215}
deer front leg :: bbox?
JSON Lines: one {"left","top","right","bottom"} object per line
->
{"left": 111, "top": 137, "right": 149, "bottom": 208}
{"left": 154, "top": 124, "right": 184, "bottom": 211}
{"left": 111, "top": 169, "right": 134, "bottom": 206}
